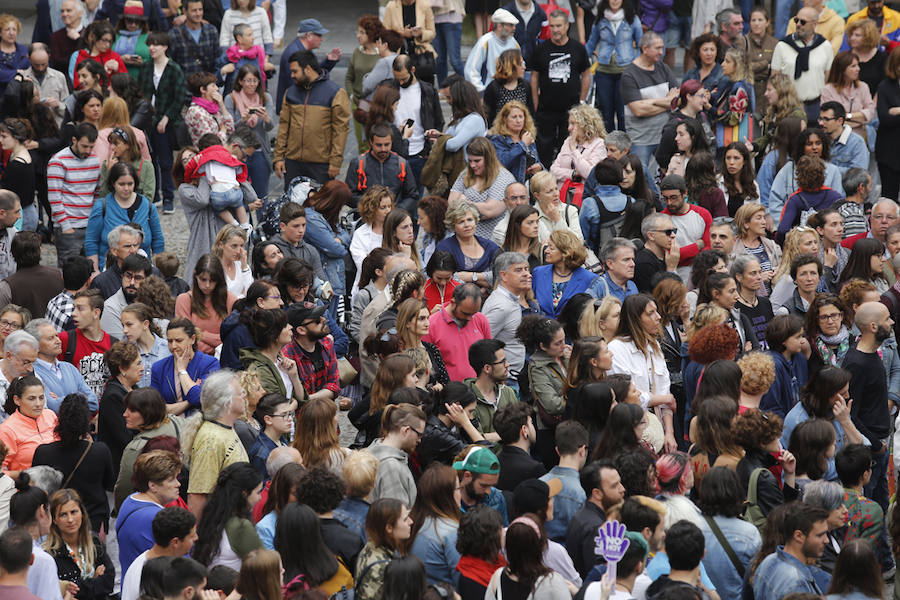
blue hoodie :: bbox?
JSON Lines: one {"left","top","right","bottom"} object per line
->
{"left": 220, "top": 310, "right": 254, "bottom": 371}
{"left": 760, "top": 350, "right": 809, "bottom": 418}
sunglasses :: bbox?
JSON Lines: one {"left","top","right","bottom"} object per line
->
{"left": 651, "top": 228, "right": 678, "bottom": 236}
{"left": 794, "top": 17, "right": 809, "bottom": 25}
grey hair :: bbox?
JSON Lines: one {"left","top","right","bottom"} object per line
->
{"left": 200, "top": 369, "right": 239, "bottom": 420}
{"left": 873, "top": 198, "right": 900, "bottom": 215}
{"left": 605, "top": 130, "right": 632, "bottom": 151}
{"left": 640, "top": 31, "right": 662, "bottom": 49}
{"left": 0, "top": 190, "right": 18, "bottom": 212}
{"left": 730, "top": 254, "right": 761, "bottom": 280}
{"left": 452, "top": 282, "right": 482, "bottom": 304}
{"left": 493, "top": 252, "right": 529, "bottom": 284}
{"left": 227, "top": 125, "right": 260, "bottom": 150}
{"left": 108, "top": 224, "right": 142, "bottom": 249}
{"left": 23, "top": 318, "right": 53, "bottom": 341}
{"left": 640, "top": 213, "right": 672, "bottom": 239}
{"left": 232, "top": 23, "right": 252, "bottom": 41}
{"left": 444, "top": 199, "right": 480, "bottom": 230}
{"left": 4, "top": 330, "right": 38, "bottom": 355}
{"left": 711, "top": 216, "right": 738, "bottom": 236}
{"left": 842, "top": 168, "right": 869, "bottom": 197}
{"left": 802, "top": 479, "right": 845, "bottom": 511}
{"left": 266, "top": 446, "right": 301, "bottom": 477}
{"left": 549, "top": 9, "right": 568, "bottom": 20}
{"left": 28, "top": 42, "right": 49, "bottom": 56}
{"left": 23, "top": 465, "right": 63, "bottom": 496}
{"left": 599, "top": 237, "right": 636, "bottom": 266}
{"left": 716, "top": 7, "right": 739, "bottom": 33}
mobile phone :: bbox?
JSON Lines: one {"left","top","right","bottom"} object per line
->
{"left": 404, "top": 118, "right": 414, "bottom": 129}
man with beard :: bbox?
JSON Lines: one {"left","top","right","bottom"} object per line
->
{"left": 0, "top": 231, "right": 62, "bottom": 318}
{"left": 345, "top": 122, "right": 419, "bottom": 212}
{"left": 843, "top": 301, "right": 895, "bottom": 511}
{"left": 47, "top": 122, "right": 101, "bottom": 268}
{"left": 273, "top": 49, "right": 350, "bottom": 185}
{"left": 660, "top": 175, "right": 712, "bottom": 282}
{"left": 634, "top": 214, "right": 680, "bottom": 293}
{"left": 565, "top": 459, "right": 626, "bottom": 577}
{"left": 465, "top": 340, "right": 518, "bottom": 443}
{"left": 453, "top": 446, "right": 508, "bottom": 524}
{"left": 99, "top": 254, "right": 151, "bottom": 340}
{"left": 21, "top": 43, "right": 67, "bottom": 126}
{"left": 752, "top": 503, "right": 830, "bottom": 598}
{"left": 283, "top": 303, "right": 340, "bottom": 404}
{"left": 26, "top": 318, "right": 97, "bottom": 414}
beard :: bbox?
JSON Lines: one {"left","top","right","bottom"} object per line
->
{"left": 876, "top": 324, "right": 892, "bottom": 343}
{"left": 465, "top": 481, "right": 488, "bottom": 503}
{"left": 123, "top": 286, "right": 138, "bottom": 303}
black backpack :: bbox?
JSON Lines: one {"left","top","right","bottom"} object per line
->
{"left": 251, "top": 175, "right": 320, "bottom": 244}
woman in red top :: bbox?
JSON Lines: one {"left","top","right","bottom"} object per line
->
{"left": 423, "top": 250, "right": 458, "bottom": 312}
{"left": 72, "top": 21, "right": 127, "bottom": 89}
{"left": 174, "top": 254, "right": 237, "bottom": 355}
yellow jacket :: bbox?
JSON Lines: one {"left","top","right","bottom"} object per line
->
{"left": 846, "top": 5, "right": 900, "bottom": 36}
{"left": 384, "top": 0, "right": 437, "bottom": 57}
{"left": 786, "top": 6, "right": 846, "bottom": 54}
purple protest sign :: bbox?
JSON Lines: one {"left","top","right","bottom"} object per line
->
{"left": 594, "top": 520, "right": 629, "bottom": 584}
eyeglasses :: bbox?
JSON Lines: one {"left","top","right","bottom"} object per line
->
{"left": 651, "top": 228, "right": 678, "bottom": 236}
{"left": 819, "top": 313, "right": 843, "bottom": 322}
{"left": 794, "top": 17, "right": 809, "bottom": 25}
{"left": 408, "top": 424, "right": 424, "bottom": 438}
{"left": 0, "top": 319, "right": 21, "bottom": 330}
{"left": 273, "top": 410, "right": 296, "bottom": 420}
{"left": 818, "top": 115, "right": 838, "bottom": 122}
{"left": 489, "top": 357, "right": 509, "bottom": 365}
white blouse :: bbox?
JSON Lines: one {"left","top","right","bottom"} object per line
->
{"left": 607, "top": 338, "right": 671, "bottom": 410}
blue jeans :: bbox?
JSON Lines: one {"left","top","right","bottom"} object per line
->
{"left": 20, "top": 203, "right": 37, "bottom": 232}
{"left": 631, "top": 143, "right": 660, "bottom": 198}
{"left": 594, "top": 71, "right": 625, "bottom": 132}
{"left": 245, "top": 149, "right": 271, "bottom": 201}
{"left": 151, "top": 127, "right": 174, "bottom": 208}
{"left": 774, "top": 0, "right": 797, "bottom": 38}
{"left": 210, "top": 186, "right": 244, "bottom": 212}
{"left": 864, "top": 441, "right": 890, "bottom": 513}
{"left": 434, "top": 22, "right": 463, "bottom": 84}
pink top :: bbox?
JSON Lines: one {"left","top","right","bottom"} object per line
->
{"left": 422, "top": 305, "right": 492, "bottom": 381}
{"left": 93, "top": 126, "right": 152, "bottom": 163}
{"left": 550, "top": 136, "right": 607, "bottom": 185}
{"left": 0, "top": 409, "right": 59, "bottom": 471}
{"left": 820, "top": 83, "right": 875, "bottom": 137}
{"left": 175, "top": 291, "right": 238, "bottom": 355}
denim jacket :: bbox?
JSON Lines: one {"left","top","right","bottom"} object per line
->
{"left": 303, "top": 207, "right": 350, "bottom": 295}
{"left": 489, "top": 134, "right": 541, "bottom": 183}
{"left": 699, "top": 515, "right": 761, "bottom": 600}
{"left": 409, "top": 516, "right": 461, "bottom": 586}
{"left": 753, "top": 547, "right": 827, "bottom": 600}
{"left": 334, "top": 497, "right": 369, "bottom": 543}
{"left": 540, "top": 466, "right": 586, "bottom": 542}
{"left": 585, "top": 17, "right": 643, "bottom": 67}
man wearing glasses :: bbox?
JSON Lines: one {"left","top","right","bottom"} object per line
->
{"left": 284, "top": 303, "right": 341, "bottom": 404}
{"left": 841, "top": 197, "right": 899, "bottom": 250}
{"left": 771, "top": 6, "right": 834, "bottom": 122}
{"left": 659, "top": 174, "right": 712, "bottom": 282}
{"left": 817, "top": 102, "right": 869, "bottom": 174}
{"left": 634, "top": 213, "right": 680, "bottom": 293}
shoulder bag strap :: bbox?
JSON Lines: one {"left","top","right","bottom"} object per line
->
{"left": 748, "top": 467, "right": 764, "bottom": 506}
{"left": 61, "top": 438, "right": 93, "bottom": 489}
{"left": 703, "top": 515, "right": 745, "bottom": 578}
{"left": 354, "top": 558, "right": 391, "bottom": 594}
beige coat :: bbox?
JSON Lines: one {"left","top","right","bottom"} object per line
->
{"left": 384, "top": 0, "right": 437, "bottom": 57}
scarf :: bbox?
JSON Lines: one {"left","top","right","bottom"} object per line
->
{"left": 604, "top": 8, "right": 625, "bottom": 22}
{"left": 456, "top": 555, "right": 507, "bottom": 587}
{"left": 782, "top": 33, "right": 828, "bottom": 79}
{"left": 816, "top": 326, "right": 850, "bottom": 366}
{"left": 231, "top": 87, "right": 263, "bottom": 127}
{"left": 192, "top": 96, "right": 219, "bottom": 114}
{"left": 225, "top": 43, "right": 267, "bottom": 87}
{"left": 114, "top": 29, "right": 141, "bottom": 57}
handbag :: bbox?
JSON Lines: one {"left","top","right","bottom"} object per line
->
{"left": 406, "top": 39, "right": 436, "bottom": 85}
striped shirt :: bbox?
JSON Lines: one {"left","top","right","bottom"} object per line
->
{"left": 47, "top": 147, "right": 101, "bottom": 229}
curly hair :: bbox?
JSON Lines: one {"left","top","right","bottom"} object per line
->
{"left": 805, "top": 293, "right": 851, "bottom": 339}
{"left": 358, "top": 185, "right": 394, "bottom": 226}
{"left": 456, "top": 505, "right": 504, "bottom": 561}
{"left": 689, "top": 32, "right": 721, "bottom": 64}
{"left": 839, "top": 278, "right": 878, "bottom": 314}
{"left": 774, "top": 227, "right": 820, "bottom": 285}
{"left": 795, "top": 155, "right": 826, "bottom": 191}
{"left": 731, "top": 409, "right": 783, "bottom": 449}
{"left": 764, "top": 72, "right": 804, "bottom": 126}
{"left": 737, "top": 351, "right": 776, "bottom": 395}
{"left": 845, "top": 18, "right": 881, "bottom": 52}
{"left": 688, "top": 323, "right": 739, "bottom": 365}
{"left": 493, "top": 100, "right": 536, "bottom": 139}
{"left": 134, "top": 275, "right": 176, "bottom": 320}
{"left": 493, "top": 48, "right": 525, "bottom": 84}
{"left": 568, "top": 103, "right": 606, "bottom": 142}
{"left": 104, "top": 340, "right": 140, "bottom": 377}
{"left": 549, "top": 229, "right": 587, "bottom": 270}
{"left": 295, "top": 467, "right": 346, "bottom": 514}
{"left": 54, "top": 394, "right": 92, "bottom": 445}
{"left": 357, "top": 14, "right": 382, "bottom": 43}
{"left": 417, "top": 195, "right": 448, "bottom": 240}
{"left": 516, "top": 314, "right": 564, "bottom": 354}
{"left": 444, "top": 199, "right": 480, "bottom": 231}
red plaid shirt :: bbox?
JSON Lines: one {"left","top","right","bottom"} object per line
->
{"left": 283, "top": 336, "right": 341, "bottom": 396}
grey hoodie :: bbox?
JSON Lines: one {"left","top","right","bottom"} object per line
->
{"left": 368, "top": 439, "right": 417, "bottom": 507}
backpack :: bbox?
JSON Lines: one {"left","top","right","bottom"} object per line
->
{"left": 251, "top": 175, "right": 320, "bottom": 244}
{"left": 742, "top": 467, "right": 768, "bottom": 533}
{"left": 354, "top": 153, "right": 406, "bottom": 193}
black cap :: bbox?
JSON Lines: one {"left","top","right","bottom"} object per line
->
{"left": 287, "top": 302, "right": 326, "bottom": 327}
{"left": 512, "top": 478, "right": 561, "bottom": 514}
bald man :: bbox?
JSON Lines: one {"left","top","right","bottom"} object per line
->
{"left": 491, "top": 182, "right": 551, "bottom": 246}
{"left": 252, "top": 446, "right": 302, "bottom": 523}
{"left": 21, "top": 44, "right": 67, "bottom": 125}
{"left": 771, "top": 5, "right": 834, "bottom": 123}
{"left": 844, "top": 301, "right": 894, "bottom": 511}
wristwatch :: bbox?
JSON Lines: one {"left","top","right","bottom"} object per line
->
{"left": 472, "top": 272, "right": 479, "bottom": 282}
{"left": 178, "top": 370, "right": 189, "bottom": 377}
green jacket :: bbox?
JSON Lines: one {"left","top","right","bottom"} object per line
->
{"left": 114, "top": 416, "right": 184, "bottom": 511}
{"left": 239, "top": 347, "right": 308, "bottom": 403}
{"left": 528, "top": 350, "right": 568, "bottom": 430}
{"left": 464, "top": 377, "right": 518, "bottom": 436}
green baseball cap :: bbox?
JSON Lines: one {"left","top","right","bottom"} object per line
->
{"left": 452, "top": 447, "right": 500, "bottom": 474}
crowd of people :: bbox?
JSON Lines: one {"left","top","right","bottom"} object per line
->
{"left": 4, "top": 1, "right": 900, "bottom": 600}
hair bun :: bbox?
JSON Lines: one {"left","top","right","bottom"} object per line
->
{"left": 14, "top": 471, "right": 31, "bottom": 492}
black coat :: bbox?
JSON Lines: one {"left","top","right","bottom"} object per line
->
{"left": 51, "top": 534, "right": 115, "bottom": 600}
{"left": 876, "top": 78, "right": 900, "bottom": 169}
{"left": 736, "top": 448, "right": 798, "bottom": 517}
{"left": 97, "top": 379, "right": 133, "bottom": 474}
{"left": 496, "top": 446, "right": 547, "bottom": 492}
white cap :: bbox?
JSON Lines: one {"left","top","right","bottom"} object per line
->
{"left": 491, "top": 8, "right": 520, "bottom": 24}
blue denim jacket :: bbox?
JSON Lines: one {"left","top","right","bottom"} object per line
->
{"left": 461, "top": 486, "right": 509, "bottom": 525}
{"left": 489, "top": 134, "right": 541, "bottom": 183}
{"left": 585, "top": 17, "right": 643, "bottom": 67}
{"left": 409, "top": 516, "right": 461, "bottom": 586}
{"left": 334, "top": 497, "right": 369, "bottom": 544}
{"left": 540, "top": 466, "right": 586, "bottom": 542}
{"left": 579, "top": 185, "right": 630, "bottom": 253}
{"left": 753, "top": 547, "right": 828, "bottom": 600}
{"left": 699, "top": 515, "right": 761, "bottom": 600}
{"left": 303, "top": 207, "right": 350, "bottom": 295}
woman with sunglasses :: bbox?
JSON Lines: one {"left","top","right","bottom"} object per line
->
{"left": 96, "top": 125, "right": 155, "bottom": 200}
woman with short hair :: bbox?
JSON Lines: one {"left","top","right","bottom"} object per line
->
{"left": 531, "top": 230, "right": 599, "bottom": 319}
{"left": 483, "top": 50, "right": 533, "bottom": 127}
{"left": 733, "top": 409, "right": 798, "bottom": 516}
{"left": 801, "top": 479, "right": 850, "bottom": 572}
{"left": 435, "top": 199, "right": 501, "bottom": 294}
{"left": 99, "top": 341, "right": 144, "bottom": 473}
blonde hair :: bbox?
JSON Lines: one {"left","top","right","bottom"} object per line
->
{"left": 99, "top": 96, "right": 131, "bottom": 130}
{"left": 444, "top": 199, "right": 481, "bottom": 231}
{"left": 774, "top": 226, "right": 820, "bottom": 284}
{"left": 549, "top": 229, "right": 587, "bottom": 270}
{"left": 0, "top": 15, "right": 22, "bottom": 35}
{"left": 568, "top": 104, "right": 607, "bottom": 142}
{"left": 358, "top": 185, "right": 394, "bottom": 225}
{"left": 734, "top": 202, "right": 767, "bottom": 238}
{"left": 396, "top": 297, "right": 427, "bottom": 350}
{"left": 529, "top": 170, "right": 558, "bottom": 208}
{"left": 492, "top": 100, "right": 536, "bottom": 139}
{"left": 579, "top": 296, "right": 621, "bottom": 339}
{"left": 493, "top": 48, "right": 525, "bottom": 83}
{"left": 213, "top": 224, "right": 248, "bottom": 260}
{"left": 342, "top": 450, "right": 379, "bottom": 497}
{"left": 724, "top": 47, "right": 753, "bottom": 85}
{"left": 685, "top": 303, "right": 728, "bottom": 340}
{"left": 237, "top": 370, "right": 261, "bottom": 423}
{"left": 764, "top": 72, "right": 803, "bottom": 124}
{"left": 845, "top": 18, "right": 881, "bottom": 52}
{"left": 737, "top": 351, "right": 776, "bottom": 395}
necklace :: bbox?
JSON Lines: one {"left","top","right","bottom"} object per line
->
{"left": 553, "top": 266, "right": 572, "bottom": 278}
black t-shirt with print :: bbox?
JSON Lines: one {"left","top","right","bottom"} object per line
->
{"left": 531, "top": 37, "right": 590, "bottom": 113}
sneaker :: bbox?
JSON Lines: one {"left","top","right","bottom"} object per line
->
{"left": 162, "top": 203, "right": 175, "bottom": 215}
{"left": 239, "top": 222, "right": 254, "bottom": 235}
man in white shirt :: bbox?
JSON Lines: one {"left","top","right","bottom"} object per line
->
{"left": 121, "top": 507, "right": 198, "bottom": 600}
{"left": 771, "top": 6, "right": 834, "bottom": 122}
{"left": 465, "top": 9, "right": 521, "bottom": 92}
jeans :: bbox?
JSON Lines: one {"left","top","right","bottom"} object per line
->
{"left": 209, "top": 186, "right": 245, "bottom": 212}
{"left": 151, "top": 127, "right": 174, "bottom": 209}
{"left": 245, "top": 149, "right": 271, "bottom": 200}
{"left": 803, "top": 101, "right": 820, "bottom": 124}
{"left": 285, "top": 160, "right": 330, "bottom": 185}
{"left": 594, "top": 71, "right": 625, "bottom": 132}
{"left": 54, "top": 227, "right": 86, "bottom": 268}
{"left": 631, "top": 143, "right": 660, "bottom": 198}
{"left": 20, "top": 203, "right": 37, "bottom": 232}
{"left": 774, "top": 0, "right": 798, "bottom": 38}
{"left": 535, "top": 110, "right": 569, "bottom": 168}
{"left": 407, "top": 153, "right": 427, "bottom": 215}
{"left": 434, "top": 22, "right": 464, "bottom": 85}
{"left": 864, "top": 440, "right": 890, "bottom": 513}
